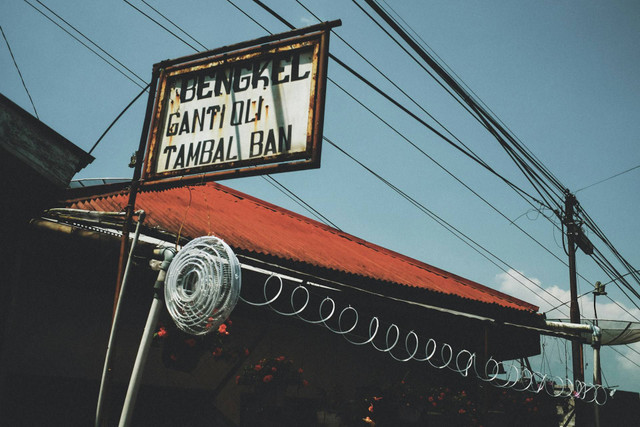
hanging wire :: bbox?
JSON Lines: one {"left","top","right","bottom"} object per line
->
{"left": 576, "top": 164, "right": 640, "bottom": 193}
{"left": 140, "top": 0, "right": 208, "bottom": 50}
{"left": 1, "top": 25, "right": 39, "bottom": 118}
{"left": 23, "top": 0, "right": 146, "bottom": 88}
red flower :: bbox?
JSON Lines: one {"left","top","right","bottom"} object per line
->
{"left": 271, "top": 367, "right": 277, "bottom": 372}
{"left": 263, "top": 375, "right": 273, "bottom": 383}
{"left": 461, "top": 390, "right": 467, "bottom": 397}
{"left": 244, "top": 348, "right": 250, "bottom": 356}
{"left": 156, "top": 327, "right": 167, "bottom": 337}
{"left": 276, "top": 356, "right": 286, "bottom": 362}
{"left": 302, "top": 380, "right": 309, "bottom": 387}
{"left": 368, "top": 403, "right": 374, "bottom": 413}
{"left": 431, "top": 402, "right": 437, "bottom": 407}
{"left": 428, "top": 396, "right": 434, "bottom": 402}
{"left": 298, "top": 368, "right": 304, "bottom": 374}
{"left": 218, "top": 324, "right": 229, "bottom": 335}
{"left": 373, "top": 396, "right": 383, "bottom": 401}
{"left": 458, "top": 408, "right": 467, "bottom": 414}
{"left": 254, "top": 364, "right": 263, "bottom": 371}
{"left": 212, "top": 347, "right": 223, "bottom": 357}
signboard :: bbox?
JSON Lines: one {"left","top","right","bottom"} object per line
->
{"left": 142, "top": 24, "right": 335, "bottom": 183}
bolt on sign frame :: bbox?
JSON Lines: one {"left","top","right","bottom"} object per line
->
{"left": 141, "top": 20, "right": 340, "bottom": 186}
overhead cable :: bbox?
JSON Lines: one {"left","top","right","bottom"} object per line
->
{"left": 378, "top": 0, "right": 566, "bottom": 195}
{"left": 356, "top": 0, "right": 566, "bottom": 210}
{"left": 576, "top": 164, "right": 640, "bottom": 193}
{"left": 34, "top": 0, "right": 147, "bottom": 86}
{"left": 324, "top": 136, "right": 565, "bottom": 311}
{"left": 251, "top": 0, "right": 549, "bottom": 210}
{"left": 122, "top": 0, "right": 200, "bottom": 52}
{"left": 1, "top": 25, "right": 39, "bottom": 118}
{"left": 23, "top": 0, "right": 146, "bottom": 89}
{"left": 140, "top": 0, "right": 207, "bottom": 50}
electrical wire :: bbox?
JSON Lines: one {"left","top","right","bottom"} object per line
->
{"left": 23, "top": 0, "right": 146, "bottom": 89}
{"left": 34, "top": 0, "right": 147, "bottom": 86}
{"left": 379, "top": 0, "right": 567, "bottom": 194}
{"left": 252, "top": 0, "right": 550, "bottom": 211}
{"left": 358, "top": 0, "right": 640, "bottom": 321}
{"left": 324, "top": 136, "right": 566, "bottom": 311}
{"left": 261, "top": 175, "right": 342, "bottom": 231}
{"left": 89, "top": 82, "right": 151, "bottom": 155}
{"left": 356, "top": 0, "right": 566, "bottom": 209}
{"left": 122, "top": 0, "right": 200, "bottom": 52}
{"left": 1, "top": 25, "right": 39, "bottom": 118}
{"left": 576, "top": 163, "right": 640, "bottom": 193}
{"left": 237, "top": 0, "right": 607, "bottom": 318}
{"left": 140, "top": 0, "right": 208, "bottom": 51}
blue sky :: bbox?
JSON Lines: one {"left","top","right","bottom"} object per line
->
{"left": 2, "top": 0, "right": 639, "bottom": 394}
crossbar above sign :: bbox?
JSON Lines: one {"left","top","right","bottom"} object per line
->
{"left": 141, "top": 21, "right": 339, "bottom": 184}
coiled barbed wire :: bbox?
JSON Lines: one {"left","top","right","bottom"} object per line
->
{"left": 241, "top": 274, "right": 611, "bottom": 405}
{"left": 165, "top": 236, "right": 241, "bottom": 335}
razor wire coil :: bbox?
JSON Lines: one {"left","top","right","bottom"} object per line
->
{"left": 241, "top": 274, "right": 610, "bottom": 405}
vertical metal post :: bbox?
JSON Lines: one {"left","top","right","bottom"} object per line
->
{"left": 98, "top": 70, "right": 159, "bottom": 427}
{"left": 593, "top": 338, "right": 601, "bottom": 427}
{"left": 113, "top": 70, "right": 159, "bottom": 318}
{"left": 96, "top": 212, "right": 145, "bottom": 427}
{"left": 118, "top": 292, "right": 163, "bottom": 427}
{"left": 119, "top": 248, "right": 174, "bottom": 427}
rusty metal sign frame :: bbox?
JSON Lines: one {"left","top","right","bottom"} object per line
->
{"left": 141, "top": 21, "right": 339, "bottom": 185}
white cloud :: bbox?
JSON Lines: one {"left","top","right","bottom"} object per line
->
{"left": 494, "top": 269, "right": 640, "bottom": 392}
{"left": 494, "top": 269, "right": 640, "bottom": 321}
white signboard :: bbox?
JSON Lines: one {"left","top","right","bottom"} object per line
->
{"left": 143, "top": 32, "right": 329, "bottom": 181}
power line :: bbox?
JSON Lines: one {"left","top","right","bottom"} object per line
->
{"left": 253, "top": 0, "right": 543, "bottom": 206}
{"left": 1, "top": 25, "right": 39, "bottom": 119}
{"left": 34, "top": 0, "right": 147, "bottom": 86}
{"left": 378, "top": 0, "right": 566, "bottom": 196}
{"left": 122, "top": 0, "right": 200, "bottom": 52}
{"left": 23, "top": 0, "right": 146, "bottom": 89}
{"left": 140, "top": 0, "right": 207, "bottom": 51}
{"left": 356, "top": 0, "right": 566, "bottom": 211}
{"left": 324, "top": 136, "right": 566, "bottom": 311}
{"left": 359, "top": 0, "right": 640, "bottom": 319}
{"left": 576, "top": 163, "right": 640, "bottom": 193}
{"left": 262, "top": 175, "right": 341, "bottom": 231}
{"left": 245, "top": 0, "right": 599, "bottom": 308}
{"left": 89, "top": 82, "right": 151, "bottom": 155}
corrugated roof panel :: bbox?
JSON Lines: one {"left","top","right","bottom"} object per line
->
{"left": 65, "top": 182, "right": 539, "bottom": 313}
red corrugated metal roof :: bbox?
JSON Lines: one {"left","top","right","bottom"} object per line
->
{"left": 65, "top": 181, "right": 539, "bottom": 313}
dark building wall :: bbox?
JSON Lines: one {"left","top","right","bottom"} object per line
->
{"left": 0, "top": 225, "right": 500, "bottom": 426}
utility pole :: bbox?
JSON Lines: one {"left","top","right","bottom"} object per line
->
{"left": 565, "top": 191, "right": 585, "bottom": 385}
{"left": 564, "top": 190, "right": 596, "bottom": 426}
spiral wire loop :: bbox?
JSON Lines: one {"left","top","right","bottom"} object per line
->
{"left": 165, "top": 236, "right": 241, "bottom": 335}
{"left": 241, "top": 273, "right": 610, "bottom": 405}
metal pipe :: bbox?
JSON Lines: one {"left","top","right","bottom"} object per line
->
{"left": 95, "top": 211, "right": 145, "bottom": 427}
{"left": 118, "top": 247, "right": 175, "bottom": 427}
{"left": 545, "top": 320, "right": 594, "bottom": 334}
